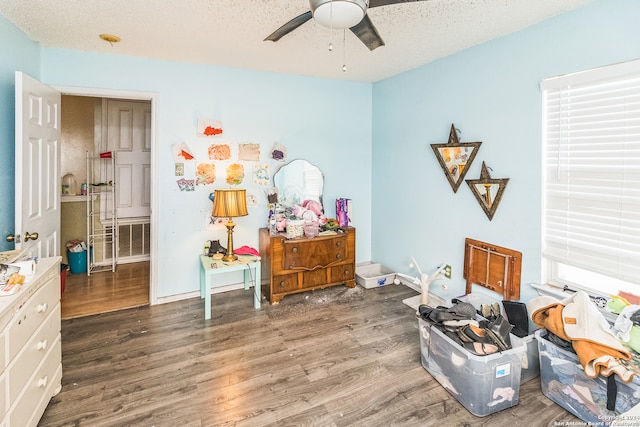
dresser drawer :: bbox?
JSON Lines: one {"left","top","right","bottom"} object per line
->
{"left": 301, "top": 269, "right": 329, "bottom": 289}
{"left": 0, "top": 331, "right": 5, "bottom": 372}
{"left": 260, "top": 227, "right": 356, "bottom": 304}
{"left": 330, "top": 264, "right": 355, "bottom": 283}
{"left": 283, "top": 235, "right": 347, "bottom": 270}
{"left": 6, "top": 275, "right": 58, "bottom": 361}
{"left": 8, "top": 336, "right": 61, "bottom": 427}
{"left": 0, "top": 372, "right": 6, "bottom": 422}
{"left": 8, "top": 303, "right": 60, "bottom": 406}
{"left": 272, "top": 273, "right": 299, "bottom": 293}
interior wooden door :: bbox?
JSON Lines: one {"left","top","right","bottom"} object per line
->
{"left": 13, "top": 71, "right": 61, "bottom": 258}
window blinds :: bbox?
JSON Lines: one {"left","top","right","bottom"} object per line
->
{"left": 541, "top": 60, "right": 640, "bottom": 284}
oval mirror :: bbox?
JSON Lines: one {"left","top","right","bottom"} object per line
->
{"left": 273, "top": 159, "right": 324, "bottom": 211}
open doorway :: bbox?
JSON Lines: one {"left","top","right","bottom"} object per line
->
{"left": 59, "top": 92, "right": 155, "bottom": 319}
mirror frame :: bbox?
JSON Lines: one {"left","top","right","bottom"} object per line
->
{"left": 430, "top": 123, "right": 482, "bottom": 193}
{"left": 465, "top": 162, "right": 509, "bottom": 221}
{"left": 273, "top": 159, "right": 324, "bottom": 210}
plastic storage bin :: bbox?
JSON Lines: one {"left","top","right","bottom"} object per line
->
{"left": 418, "top": 317, "right": 525, "bottom": 416}
{"left": 536, "top": 329, "right": 640, "bottom": 425}
{"left": 512, "top": 333, "right": 540, "bottom": 384}
{"left": 453, "top": 292, "right": 539, "bottom": 384}
{"left": 67, "top": 250, "right": 87, "bottom": 274}
{"left": 356, "top": 263, "right": 395, "bottom": 288}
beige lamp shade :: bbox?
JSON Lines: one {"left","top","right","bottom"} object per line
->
{"left": 212, "top": 189, "right": 248, "bottom": 218}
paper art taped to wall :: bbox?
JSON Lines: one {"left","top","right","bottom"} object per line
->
{"left": 198, "top": 119, "right": 223, "bottom": 137}
{"left": 271, "top": 143, "right": 286, "bottom": 161}
{"left": 238, "top": 143, "right": 260, "bottom": 161}
{"left": 226, "top": 163, "right": 244, "bottom": 185}
{"left": 246, "top": 189, "right": 260, "bottom": 207}
{"left": 176, "top": 178, "right": 195, "bottom": 191}
{"left": 208, "top": 143, "right": 231, "bottom": 160}
{"left": 172, "top": 142, "right": 195, "bottom": 162}
{"left": 175, "top": 163, "right": 184, "bottom": 176}
{"left": 196, "top": 163, "right": 216, "bottom": 185}
{"left": 253, "top": 163, "right": 270, "bottom": 186}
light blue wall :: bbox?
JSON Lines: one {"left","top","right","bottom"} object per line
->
{"left": 2, "top": 0, "right": 637, "bottom": 303}
{"left": 39, "top": 49, "right": 372, "bottom": 298}
{"left": 372, "top": 0, "right": 640, "bottom": 303}
{"left": 0, "top": 15, "right": 40, "bottom": 251}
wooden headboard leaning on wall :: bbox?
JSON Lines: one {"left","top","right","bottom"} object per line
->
{"left": 463, "top": 238, "right": 522, "bottom": 301}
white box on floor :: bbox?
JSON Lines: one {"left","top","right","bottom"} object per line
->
{"left": 418, "top": 318, "right": 525, "bottom": 417}
{"left": 355, "top": 263, "right": 395, "bottom": 289}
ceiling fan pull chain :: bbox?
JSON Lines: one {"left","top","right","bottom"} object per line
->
{"left": 342, "top": 29, "right": 347, "bottom": 72}
{"left": 328, "top": 0, "right": 334, "bottom": 51}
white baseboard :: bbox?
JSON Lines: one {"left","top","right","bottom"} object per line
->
{"left": 156, "top": 282, "right": 247, "bottom": 305}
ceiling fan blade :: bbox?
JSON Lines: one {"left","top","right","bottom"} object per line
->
{"left": 264, "top": 11, "right": 313, "bottom": 42}
{"left": 350, "top": 14, "right": 384, "bottom": 51}
{"left": 368, "top": 0, "right": 427, "bottom": 8}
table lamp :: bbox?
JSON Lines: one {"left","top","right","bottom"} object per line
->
{"left": 212, "top": 189, "right": 248, "bottom": 262}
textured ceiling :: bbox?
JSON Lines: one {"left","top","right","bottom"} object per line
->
{"left": 0, "top": 0, "right": 593, "bottom": 82}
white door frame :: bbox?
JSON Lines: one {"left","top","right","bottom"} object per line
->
{"left": 54, "top": 85, "right": 159, "bottom": 306}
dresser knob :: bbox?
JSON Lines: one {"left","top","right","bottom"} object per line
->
{"left": 292, "top": 247, "right": 298, "bottom": 253}
{"left": 37, "top": 303, "right": 48, "bottom": 313}
{"left": 279, "top": 281, "right": 286, "bottom": 288}
{"left": 336, "top": 241, "right": 342, "bottom": 247}
{"left": 336, "top": 254, "right": 342, "bottom": 260}
{"left": 344, "top": 270, "right": 350, "bottom": 276}
{"left": 37, "top": 339, "right": 48, "bottom": 351}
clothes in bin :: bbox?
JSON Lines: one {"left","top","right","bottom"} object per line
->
{"left": 536, "top": 329, "right": 640, "bottom": 425}
{"left": 418, "top": 317, "right": 525, "bottom": 417}
{"left": 451, "top": 292, "right": 539, "bottom": 384}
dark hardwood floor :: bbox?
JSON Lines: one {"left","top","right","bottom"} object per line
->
{"left": 40, "top": 283, "right": 580, "bottom": 426}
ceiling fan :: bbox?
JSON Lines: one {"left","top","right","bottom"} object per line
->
{"left": 264, "top": 0, "right": 427, "bottom": 51}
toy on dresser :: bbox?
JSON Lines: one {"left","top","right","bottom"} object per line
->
{"left": 0, "top": 256, "right": 33, "bottom": 296}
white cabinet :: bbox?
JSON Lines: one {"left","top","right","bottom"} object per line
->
{"left": 0, "top": 257, "right": 62, "bottom": 427}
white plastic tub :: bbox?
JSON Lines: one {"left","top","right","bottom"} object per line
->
{"left": 355, "top": 263, "right": 395, "bottom": 289}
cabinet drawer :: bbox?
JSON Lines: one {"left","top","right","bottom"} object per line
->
{"left": 0, "top": 372, "right": 5, "bottom": 422}
{"left": 330, "top": 264, "right": 355, "bottom": 283}
{"left": 283, "top": 236, "right": 347, "bottom": 270}
{"left": 8, "top": 303, "right": 60, "bottom": 406}
{"left": 0, "top": 331, "right": 5, "bottom": 372}
{"left": 301, "top": 269, "right": 329, "bottom": 289}
{"left": 9, "top": 336, "right": 61, "bottom": 427}
{"left": 272, "top": 273, "right": 299, "bottom": 293}
{"left": 6, "top": 275, "right": 58, "bottom": 361}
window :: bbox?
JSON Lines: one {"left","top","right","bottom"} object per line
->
{"left": 541, "top": 59, "right": 640, "bottom": 296}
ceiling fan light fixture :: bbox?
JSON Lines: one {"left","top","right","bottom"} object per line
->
{"left": 310, "top": 0, "right": 368, "bottom": 30}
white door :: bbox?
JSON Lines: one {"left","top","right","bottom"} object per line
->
{"left": 106, "top": 99, "right": 151, "bottom": 218}
{"left": 13, "top": 72, "right": 61, "bottom": 258}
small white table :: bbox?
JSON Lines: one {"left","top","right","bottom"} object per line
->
{"left": 199, "top": 254, "right": 261, "bottom": 320}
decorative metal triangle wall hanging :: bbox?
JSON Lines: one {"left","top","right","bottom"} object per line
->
{"left": 465, "top": 162, "right": 509, "bottom": 221}
{"left": 430, "top": 124, "right": 482, "bottom": 193}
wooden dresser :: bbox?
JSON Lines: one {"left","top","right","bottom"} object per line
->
{"left": 259, "top": 227, "right": 356, "bottom": 304}
{"left": 0, "top": 257, "right": 62, "bottom": 427}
